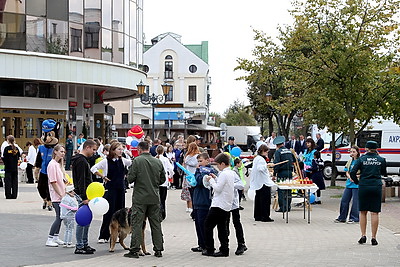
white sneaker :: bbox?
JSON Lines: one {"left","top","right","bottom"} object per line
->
{"left": 186, "top": 208, "right": 190, "bottom": 213}
{"left": 53, "top": 238, "right": 64, "bottom": 245}
{"left": 98, "top": 239, "right": 106, "bottom": 244}
{"left": 66, "top": 243, "right": 75, "bottom": 248}
{"left": 46, "top": 239, "right": 59, "bottom": 247}
{"left": 188, "top": 208, "right": 193, "bottom": 213}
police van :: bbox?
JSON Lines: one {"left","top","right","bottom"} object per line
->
{"left": 321, "top": 119, "right": 400, "bottom": 179}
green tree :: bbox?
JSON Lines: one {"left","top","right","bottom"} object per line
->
{"left": 221, "top": 100, "right": 257, "bottom": 126}
{"left": 235, "top": 30, "right": 302, "bottom": 139}
{"left": 281, "top": 0, "right": 400, "bottom": 145}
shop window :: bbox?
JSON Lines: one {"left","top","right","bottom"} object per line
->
{"left": 188, "top": 86, "right": 196, "bottom": 102}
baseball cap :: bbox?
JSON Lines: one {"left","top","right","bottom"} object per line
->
{"left": 228, "top": 136, "right": 235, "bottom": 140}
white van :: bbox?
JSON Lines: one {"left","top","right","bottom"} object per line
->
{"left": 320, "top": 119, "right": 400, "bottom": 179}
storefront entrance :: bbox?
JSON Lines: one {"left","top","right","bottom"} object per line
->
{"left": 1, "top": 109, "right": 66, "bottom": 152}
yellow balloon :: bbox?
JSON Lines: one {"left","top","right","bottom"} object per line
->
{"left": 65, "top": 173, "right": 73, "bottom": 185}
{"left": 86, "top": 182, "right": 105, "bottom": 200}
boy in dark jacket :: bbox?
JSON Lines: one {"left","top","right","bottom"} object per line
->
{"left": 191, "top": 152, "right": 218, "bottom": 253}
{"left": 71, "top": 139, "right": 97, "bottom": 254}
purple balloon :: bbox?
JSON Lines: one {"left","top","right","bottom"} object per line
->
{"left": 75, "top": 205, "right": 93, "bottom": 226}
{"left": 131, "top": 140, "right": 139, "bottom": 147}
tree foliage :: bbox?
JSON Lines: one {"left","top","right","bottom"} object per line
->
{"left": 221, "top": 100, "right": 257, "bottom": 126}
{"left": 282, "top": 0, "right": 400, "bottom": 144}
{"left": 236, "top": 0, "right": 400, "bottom": 145}
{"left": 235, "top": 30, "right": 302, "bottom": 138}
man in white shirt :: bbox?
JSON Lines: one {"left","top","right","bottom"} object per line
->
{"left": 256, "top": 136, "right": 266, "bottom": 151}
{"left": 265, "top": 132, "right": 277, "bottom": 160}
{"left": 202, "top": 153, "right": 235, "bottom": 257}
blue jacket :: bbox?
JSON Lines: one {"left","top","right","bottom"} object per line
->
{"left": 192, "top": 165, "right": 218, "bottom": 210}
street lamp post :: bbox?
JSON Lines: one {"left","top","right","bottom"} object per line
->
{"left": 136, "top": 80, "right": 172, "bottom": 141}
{"left": 178, "top": 111, "right": 193, "bottom": 138}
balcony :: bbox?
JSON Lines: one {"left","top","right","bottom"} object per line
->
{"left": 164, "top": 71, "right": 174, "bottom": 80}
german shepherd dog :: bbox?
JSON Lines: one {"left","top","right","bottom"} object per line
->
{"left": 109, "top": 208, "right": 150, "bottom": 255}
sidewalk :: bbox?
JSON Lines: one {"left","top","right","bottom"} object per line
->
{"left": 0, "top": 182, "right": 399, "bottom": 267}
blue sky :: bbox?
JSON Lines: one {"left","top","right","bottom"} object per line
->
{"left": 143, "top": 0, "right": 294, "bottom": 114}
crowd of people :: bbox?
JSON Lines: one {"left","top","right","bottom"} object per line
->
{"left": 0, "top": 128, "right": 388, "bottom": 259}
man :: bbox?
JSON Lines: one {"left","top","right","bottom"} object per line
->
{"left": 223, "top": 136, "right": 237, "bottom": 153}
{"left": 285, "top": 135, "right": 297, "bottom": 151}
{"left": 265, "top": 132, "right": 277, "bottom": 160}
{"left": 124, "top": 141, "right": 165, "bottom": 258}
{"left": 77, "top": 133, "right": 86, "bottom": 147}
{"left": 316, "top": 133, "right": 325, "bottom": 151}
{"left": 65, "top": 134, "right": 74, "bottom": 170}
{"left": 256, "top": 136, "right": 266, "bottom": 150}
{"left": 202, "top": 153, "right": 235, "bottom": 257}
{"left": 97, "top": 136, "right": 104, "bottom": 157}
{"left": 150, "top": 139, "right": 160, "bottom": 157}
{"left": 195, "top": 135, "right": 205, "bottom": 152}
{"left": 72, "top": 139, "right": 97, "bottom": 254}
{"left": 296, "top": 135, "right": 306, "bottom": 155}
{"left": 273, "top": 136, "right": 295, "bottom": 213}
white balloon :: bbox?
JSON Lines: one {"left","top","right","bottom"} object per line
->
{"left": 247, "top": 189, "right": 256, "bottom": 201}
{"left": 19, "top": 162, "right": 28, "bottom": 170}
{"left": 88, "top": 197, "right": 109, "bottom": 216}
{"left": 125, "top": 136, "right": 133, "bottom": 145}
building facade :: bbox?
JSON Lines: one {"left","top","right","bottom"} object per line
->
{"left": 111, "top": 32, "right": 217, "bottom": 142}
{"left": 0, "top": 0, "right": 145, "bottom": 147}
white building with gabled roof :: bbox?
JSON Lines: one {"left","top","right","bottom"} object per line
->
{"left": 112, "top": 32, "right": 219, "bottom": 142}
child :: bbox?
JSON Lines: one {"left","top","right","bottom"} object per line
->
{"left": 191, "top": 153, "right": 218, "bottom": 253}
{"left": 202, "top": 153, "right": 235, "bottom": 257}
{"left": 309, "top": 151, "right": 325, "bottom": 204}
{"left": 231, "top": 158, "right": 247, "bottom": 255}
{"left": 60, "top": 185, "right": 81, "bottom": 248}
{"left": 232, "top": 158, "right": 246, "bottom": 209}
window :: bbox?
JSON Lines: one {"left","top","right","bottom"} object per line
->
{"left": 143, "top": 65, "right": 149, "bottom": 73}
{"left": 121, "top": 113, "right": 129, "bottom": 124}
{"left": 141, "top": 119, "right": 149, "bottom": 125}
{"left": 84, "top": 22, "right": 100, "bottom": 48}
{"left": 188, "top": 86, "right": 197, "bottom": 102}
{"left": 165, "top": 55, "right": 172, "bottom": 59}
{"left": 164, "top": 61, "right": 173, "bottom": 79}
{"left": 166, "top": 85, "right": 173, "bottom": 101}
{"left": 70, "top": 28, "right": 82, "bottom": 52}
{"left": 47, "top": 0, "right": 68, "bottom": 21}
{"left": 357, "top": 131, "right": 382, "bottom": 148}
{"left": 189, "top": 65, "right": 197, "bottom": 73}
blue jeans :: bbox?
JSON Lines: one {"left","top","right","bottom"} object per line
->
{"left": 63, "top": 218, "right": 75, "bottom": 244}
{"left": 76, "top": 223, "right": 89, "bottom": 249}
{"left": 338, "top": 188, "right": 359, "bottom": 222}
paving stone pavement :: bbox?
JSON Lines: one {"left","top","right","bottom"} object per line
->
{"left": 0, "top": 181, "right": 399, "bottom": 267}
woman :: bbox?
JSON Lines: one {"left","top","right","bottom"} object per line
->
{"left": 249, "top": 144, "right": 275, "bottom": 222}
{"left": 2, "top": 135, "right": 21, "bottom": 199}
{"left": 350, "top": 141, "right": 387, "bottom": 246}
{"left": 181, "top": 142, "right": 200, "bottom": 213}
{"left": 335, "top": 146, "right": 360, "bottom": 223}
{"left": 45, "top": 144, "right": 66, "bottom": 247}
{"left": 302, "top": 138, "right": 317, "bottom": 177}
{"left": 309, "top": 151, "right": 325, "bottom": 204}
{"left": 26, "top": 138, "right": 41, "bottom": 184}
{"left": 156, "top": 145, "right": 174, "bottom": 220}
{"left": 91, "top": 142, "right": 132, "bottom": 243}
